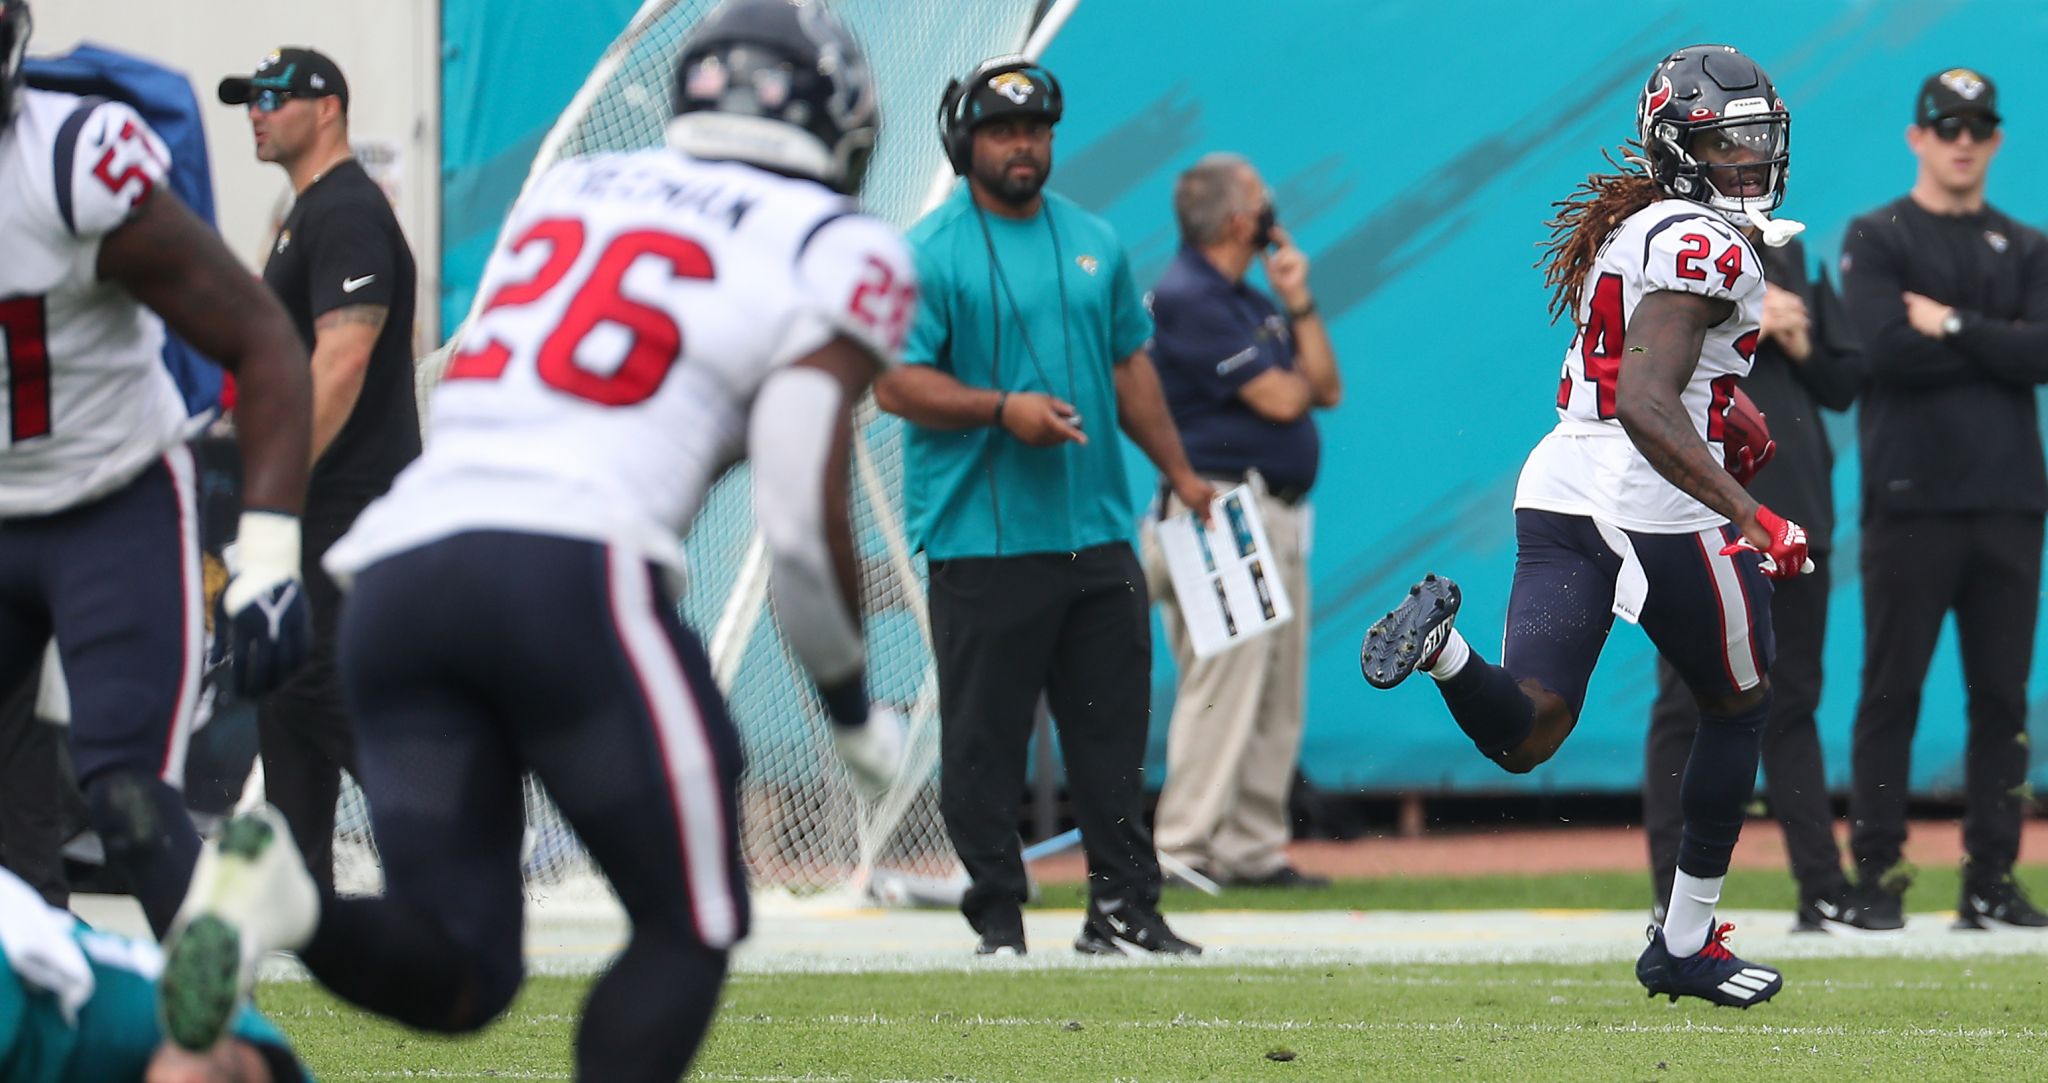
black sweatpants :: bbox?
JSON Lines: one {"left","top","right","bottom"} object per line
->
{"left": 929, "top": 543, "right": 1161, "bottom": 937}
{"left": 1646, "top": 553, "right": 1845, "bottom": 909}
{"left": 1850, "top": 511, "right": 2042, "bottom": 879}
{"left": 257, "top": 495, "right": 368, "bottom": 894}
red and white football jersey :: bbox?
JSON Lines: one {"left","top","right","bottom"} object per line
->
{"left": 1515, "top": 199, "right": 1765, "bottom": 532}
{"left": 327, "top": 150, "right": 916, "bottom": 578}
{"left": 0, "top": 89, "right": 194, "bottom": 515}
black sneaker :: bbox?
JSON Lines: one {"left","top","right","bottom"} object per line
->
{"left": 1809, "top": 878, "right": 1906, "bottom": 935}
{"left": 1360, "top": 575, "right": 1461, "bottom": 689}
{"left": 1955, "top": 873, "right": 2048, "bottom": 931}
{"left": 1074, "top": 901, "right": 1202, "bottom": 956}
{"left": 1635, "top": 920, "right": 1782, "bottom": 1007}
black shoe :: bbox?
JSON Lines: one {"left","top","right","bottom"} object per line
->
{"left": 1228, "top": 865, "right": 1330, "bottom": 889}
{"left": 1074, "top": 901, "right": 1202, "bottom": 956}
{"left": 1635, "top": 920, "right": 1782, "bottom": 1007}
{"left": 1360, "top": 575, "right": 1460, "bottom": 690}
{"left": 974, "top": 929, "right": 1026, "bottom": 957}
{"left": 1810, "top": 878, "right": 1906, "bottom": 935}
{"left": 1792, "top": 880, "right": 1852, "bottom": 933}
{"left": 1955, "top": 872, "right": 2048, "bottom": 931}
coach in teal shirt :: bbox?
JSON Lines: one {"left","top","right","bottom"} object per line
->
{"left": 897, "top": 182, "right": 1154, "bottom": 558}
{"left": 874, "top": 57, "right": 1213, "bottom": 959}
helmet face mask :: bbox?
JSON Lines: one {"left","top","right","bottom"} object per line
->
{"left": 1637, "top": 46, "right": 1791, "bottom": 222}
{"left": 667, "top": 0, "right": 879, "bottom": 194}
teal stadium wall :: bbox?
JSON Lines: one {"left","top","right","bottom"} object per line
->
{"left": 442, "top": 1, "right": 2048, "bottom": 796}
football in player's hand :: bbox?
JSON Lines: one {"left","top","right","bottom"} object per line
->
{"left": 1723, "top": 386, "right": 1775, "bottom": 487}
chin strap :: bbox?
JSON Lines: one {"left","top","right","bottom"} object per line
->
{"left": 1744, "top": 206, "right": 1807, "bottom": 248}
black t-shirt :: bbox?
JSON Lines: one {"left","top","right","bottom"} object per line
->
{"left": 1742, "top": 238, "right": 1861, "bottom": 553}
{"left": 1839, "top": 196, "right": 2048, "bottom": 517}
{"left": 262, "top": 159, "right": 422, "bottom": 505}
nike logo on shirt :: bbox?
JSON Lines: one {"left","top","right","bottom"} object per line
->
{"left": 342, "top": 275, "right": 377, "bottom": 293}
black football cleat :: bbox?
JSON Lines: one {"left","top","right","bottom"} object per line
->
{"left": 1636, "top": 921, "right": 1782, "bottom": 1008}
{"left": 1360, "top": 574, "right": 1461, "bottom": 689}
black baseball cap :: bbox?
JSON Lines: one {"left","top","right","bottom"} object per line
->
{"left": 956, "top": 59, "right": 1063, "bottom": 131}
{"left": 1915, "top": 67, "right": 1998, "bottom": 126}
{"left": 218, "top": 47, "right": 349, "bottom": 113}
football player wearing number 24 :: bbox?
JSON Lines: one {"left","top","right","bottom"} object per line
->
{"left": 158, "top": 2, "right": 910, "bottom": 1080}
{"left": 1359, "top": 44, "right": 1812, "bottom": 1009}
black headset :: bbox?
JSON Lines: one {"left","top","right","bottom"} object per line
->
{"left": 937, "top": 55, "right": 1064, "bottom": 176}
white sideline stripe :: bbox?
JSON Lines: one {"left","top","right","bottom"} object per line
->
{"left": 607, "top": 549, "right": 740, "bottom": 947}
{"left": 160, "top": 444, "right": 203, "bottom": 787}
{"left": 1694, "top": 526, "right": 1761, "bottom": 691}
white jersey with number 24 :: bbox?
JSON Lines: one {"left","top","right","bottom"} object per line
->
{"left": 1514, "top": 199, "right": 1765, "bottom": 533}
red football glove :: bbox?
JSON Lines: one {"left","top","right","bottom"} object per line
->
{"left": 1719, "top": 504, "right": 1813, "bottom": 579}
{"left": 1728, "top": 438, "right": 1777, "bottom": 487}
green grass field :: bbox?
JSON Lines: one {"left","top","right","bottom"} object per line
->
{"left": 258, "top": 867, "right": 2048, "bottom": 1082}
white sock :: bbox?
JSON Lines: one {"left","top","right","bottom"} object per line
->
{"left": 1425, "top": 629, "right": 1471, "bottom": 680}
{"left": 1661, "top": 870, "right": 1723, "bottom": 957}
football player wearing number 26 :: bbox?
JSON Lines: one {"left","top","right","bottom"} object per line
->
{"left": 1360, "top": 44, "right": 1812, "bottom": 1008}
{"left": 159, "top": 2, "right": 911, "bottom": 1079}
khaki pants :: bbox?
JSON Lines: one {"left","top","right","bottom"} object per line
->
{"left": 1140, "top": 480, "right": 1308, "bottom": 880}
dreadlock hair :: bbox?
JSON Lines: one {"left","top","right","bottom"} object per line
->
{"left": 1538, "top": 145, "right": 1663, "bottom": 326}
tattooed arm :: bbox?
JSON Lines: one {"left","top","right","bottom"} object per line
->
{"left": 308, "top": 303, "right": 389, "bottom": 466}
{"left": 1614, "top": 290, "right": 1773, "bottom": 550}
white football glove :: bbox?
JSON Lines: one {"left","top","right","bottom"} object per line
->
{"left": 221, "top": 511, "right": 311, "bottom": 696}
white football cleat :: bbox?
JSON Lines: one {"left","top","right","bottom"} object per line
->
{"left": 158, "top": 804, "right": 320, "bottom": 1051}
{"left": 833, "top": 705, "right": 906, "bottom": 801}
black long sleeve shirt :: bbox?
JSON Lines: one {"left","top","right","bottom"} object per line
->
{"left": 1745, "top": 238, "right": 1862, "bottom": 553}
{"left": 1839, "top": 196, "right": 2048, "bottom": 518}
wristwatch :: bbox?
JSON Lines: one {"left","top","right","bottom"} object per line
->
{"left": 1941, "top": 310, "right": 1965, "bottom": 337}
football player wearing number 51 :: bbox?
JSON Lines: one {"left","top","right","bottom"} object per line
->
{"left": 0, "top": 0, "right": 311, "bottom": 940}
{"left": 1360, "top": 44, "right": 1813, "bottom": 1008}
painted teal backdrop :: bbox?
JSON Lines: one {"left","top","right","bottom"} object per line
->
{"left": 442, "top": 1, "right": 2048, "bottom": 796}
{"left": 440, "top": 0, "right": 641, "bottom": 332}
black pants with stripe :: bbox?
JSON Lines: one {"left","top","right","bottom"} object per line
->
{"left": 0, "top": 450, "right": 204, "bottom": 934}
{"left": 929, "top": 543, "right": 1162, "bottom": 938}
{"left": 308, "top": 531, "right": 744, "bottom": 1080}
{"left": 1646, "top": 553, "right": 1845, "bottom": 909}
{"left": 1849, "top": 511, "right": 2043, "bottom": 880}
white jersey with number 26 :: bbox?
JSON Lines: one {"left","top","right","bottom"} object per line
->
{"left": 327, "top": 149, "right": 916, "bottom": 579}
{"left": 0, "top": 89, "right": 193, "bottom": 515}
{"left": 1514, "top": 200, "right": 1764, "bottom": 532}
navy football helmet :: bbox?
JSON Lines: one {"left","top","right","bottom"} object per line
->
{"left": 0, "top": 1, "right": 30, "bottom": 133}
{"left": 666, "top": 0, "right": 879, "bottom": 194}
{"left": 1637, "top": 45, "right": 1790, "bottom": 220}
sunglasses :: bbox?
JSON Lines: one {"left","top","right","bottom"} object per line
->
{"left": 250, "top": 89, "right": 306, "bottom": 113}
{"left": 1929, "top": 114, "right": 1998, "bottom": 142}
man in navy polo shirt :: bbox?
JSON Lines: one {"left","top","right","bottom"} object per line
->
{"left": 875, "top": 56, "right": 1215, "bottom": 958}
{"left": 1142, "top": 153, "right": 1341, "bottom": 888}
